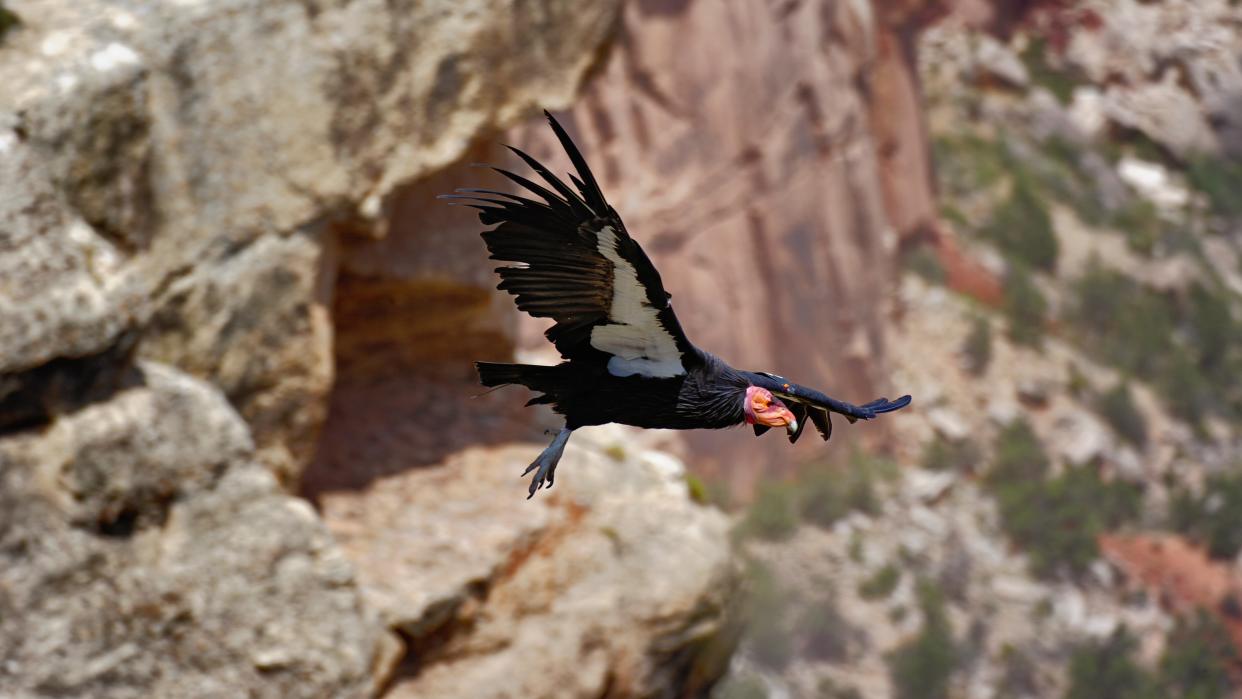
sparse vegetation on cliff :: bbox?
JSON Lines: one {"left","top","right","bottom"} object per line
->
{"left": 987, "top": 419, "right": 1143, "bottom": 578}
{"left": 1002, "top": 265, "right": 1047, "bottom": 347}
{"left": 1187, "top": 155, "right": 1242, "bottom": 219}
{"left": 921, "top": 435, "right": 982, "bottom": 473}
{"left": 961, "top": 315, "right": 992, "bottom": 376}
{"left": 1170, "top": 470, "right": 1242, "bottom": 559}
{"left": 984, "top": 178, "right": 1059, "bottom": 272}
{"left": 742, "top": 559, "right": 795, "bottom": 671}
{"left": 858, "top": 564, "right": 901, "bottom": 600}
{"left": 799, "top": 452, "right": 893, "bottom": 529}
{"left": 0, "top": 2, "right": 18, "bottom": 41}
{"left": 1065, "top": 615, "right": 1236, "bottom": 699}
{"left": 739, "top": 481, "right": 801, "bottom": 542}
{"left": 1095, "top": 382, "right": 1147, "bottom": 447}
{"left": 1068, "top": 263, "right": 1241, "bottom": 426}
{"left": 888, "top": 581, "right": 959, "bottom": 699}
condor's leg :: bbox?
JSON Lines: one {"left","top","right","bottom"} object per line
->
{"left": 522, "top": 427, "right": 574, "bottom": 499}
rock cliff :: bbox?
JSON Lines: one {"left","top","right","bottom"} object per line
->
{"left": 0, "top": 0, "right": 1089, "bottom": 696}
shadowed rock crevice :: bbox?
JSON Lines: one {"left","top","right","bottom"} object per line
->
{"left": 0, "top": 331, "right": 141, "bottom": 435}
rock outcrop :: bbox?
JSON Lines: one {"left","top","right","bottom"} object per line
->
{"left": 0, "top": 362, "right": 397, "bottom": 698}
{"left": 502, "top": 0, "right": 910, "bottom": 487}
{"left": 322, "top": 429, "right": 737, "bottom": 699}
{"left": 0, "top": 0, "right": 621, "bottom": 485}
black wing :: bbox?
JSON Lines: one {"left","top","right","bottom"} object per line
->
{"left": 446, "top": 111, "right": 699, "bottom": 378}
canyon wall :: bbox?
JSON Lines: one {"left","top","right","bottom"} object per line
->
{"left": 0, "top": 0, "right": 968, "bottom": 696}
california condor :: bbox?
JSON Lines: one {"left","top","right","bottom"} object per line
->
{"left": 445, "top": 112, "right": 912, "bottom": 498}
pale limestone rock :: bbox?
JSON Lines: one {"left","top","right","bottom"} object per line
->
{"left": 0, "top": 363, "right": 396, "bottom": 699}
{"left": 1117, "top": 157, "right": 1191, "bottom": 210}
{"left": 322, "top": 432, "right": 737, "bottom": 699}
{"left": 0, "top": 0, "right": 621, "bottom": 483}
{"left": 1067, "top": 0, "right": 1242, "bottom": 156}
{"left": 929, "top": 406, "right": 971, "bottom": 442}
{"left": 1068, "top": 86, "right": 1108, "bottom": 139}
{"left": 975, "top": 34, "right": 1029, "bottom": 88}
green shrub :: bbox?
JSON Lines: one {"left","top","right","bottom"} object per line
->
{"left": 858, "top": 564, "right": 901, "bottom": 600}
{"left": 1066, "top": 361, "right": 1091, "bottom": 398}
{"left": 0, "top": 2, "right": 18, "bottom": 41}
{"left": 1067, "top": 263, "right": 1241, "bottom": 426}
{"left": 738, "top": 481, "right": 800, "bottom": 542}
{"left": 986, "top": 420, "right": 1142, "bottom": 578}
{"left": 998, "top": 644, "right": 1042, "bottom": 697}
{"left": 984, "top": 178, "right": 1059, "bottom": 272}
{"left": 1065, "top": 629, "right": 1159, "bottom": 699}
{"left": 933, "top": 133, "right": 1010, "bottom": 198}
{"left": 1170, "top": 470, "right": 1242, "bottom": 559}
{"left": 716, "top": 673, "right": 769, "bottom": 699}
{"left": 921, "top": 435, "right": 983, "bottom": 473}
{"left": 1154, "top": 348, "right": 1212, "bottom": 427}
{"left": 1188, "top": 284, "right": 1235, "bottom": 373}
{"left": 1095, "top": 383, "right": 1147, "bottom": 447}
{"left": 1003, "top": 265, "right": 1047, "bottom": 347}
{"left": 817, "top": 678, "right": 864, "bottom": 699}
{"left": 1187, "top": 155, "right": 1242, "bottom": 219}
{"left": 685, "top": 473, "right": 732, "bottom": 510}
{"left": 1111, "top": 198, "right": 1161, "bottom": 257}
{"left": 797, "top": 595, "right": 859, "bottom": 662}
{"left": 1069, "top": 262, "right": 1175, "bottom": 375}
{"left": 997, "top": 463, "right": 1142, "bottom": 579}
{"left": 799, "top": 451, "right": 893, "bottom": 529}
{"left": 685, "top": 473, "right": 709, "bottom": 505}
{"left": 742, "top": 559, "right": 794, "bottom": 670}
{"left": 1156, "top": 613, "right": 1236, "bottom": 699}
{"left": 888, "top": 581, "right": 958, "bottom": 699}
{"left": 905, "top": 246, "right": 947, "bottom": 285}
{"left": 988, "top": 419, "right": 1050, "bottom": 485}
{"left": 1020, "top": 37, "right": 1083, "bottom": 105}
{"left": 961, "top": 315, "right": 992, "bottom": 375}
{"left": 1065, "top": 617, "right": 1237, "bottom": 699}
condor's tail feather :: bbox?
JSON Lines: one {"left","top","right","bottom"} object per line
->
{"left": 475, "top": 362, "right": 564, "bottom": 406}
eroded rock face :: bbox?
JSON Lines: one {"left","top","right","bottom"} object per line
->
{"left": 1, "top": 1, "right": 643, "bottom": 696}
{"left": 504, "top": 0, "right": 906, "bottom": 485}
{"left": 0, "top": 0, "right": 621, "bottom": 483}
{"left": 0, "top": 363, "right": 397, "bottom": 699}
{"left": 321, "top": 429, "right": 739, "bottom": 699}
{"left": 1063, "top": 0, "right": 1242, "bottom": 158}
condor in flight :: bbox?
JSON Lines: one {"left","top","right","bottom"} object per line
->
{"left": 446, "top": 112, "right": 911, "bottom": 498}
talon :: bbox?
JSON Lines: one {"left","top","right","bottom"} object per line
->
{"left": 523, "top": 427, "right": 572, "bottom": 499}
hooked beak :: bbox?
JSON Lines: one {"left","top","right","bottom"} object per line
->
{"left": 762, "top": 404, "right": 798, "bottom": 434}
{"left": 745, "top": 386, "right": 797, "bottom": 434}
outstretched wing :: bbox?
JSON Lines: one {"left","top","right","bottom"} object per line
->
{"left": 446, "top": 111, "right": 700, "bottom": 378}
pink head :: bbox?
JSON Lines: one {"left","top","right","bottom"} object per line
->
{"left": 743, "top": 386, "right": 798, "bottom": 433}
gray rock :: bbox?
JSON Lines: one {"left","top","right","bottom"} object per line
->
{"left": 0, "top": 363, "right": 397, "bottom": 699}
{"left": 321, "top": 435, "right": 739, "bottom": 699}
{"left": 0, "top": 0, "right": 621, "bottom": 483}
{"left": 974, "top": 35, "right": 1029, "bottom": 88}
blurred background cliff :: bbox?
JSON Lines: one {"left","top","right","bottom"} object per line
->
{"left": 2, "top": 0, "right": 1242, "bottom": 697}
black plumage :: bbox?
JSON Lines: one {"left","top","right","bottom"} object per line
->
{"left": 448, "top": 111, "right": 911, "bottom": 497}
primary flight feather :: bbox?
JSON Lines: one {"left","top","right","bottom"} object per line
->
{"left": 445, "top": 111, "right": 912, "bottom": 498}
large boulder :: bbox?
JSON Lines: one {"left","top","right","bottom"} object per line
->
{"left": 320, "top": 428, "right": 739, "bottom": 699}
{"left": 0, "top": 363, "right": 397, "bottom": 698}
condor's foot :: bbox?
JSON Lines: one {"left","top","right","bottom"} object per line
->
{"left": 522, "top": 427, "right": 574, "bottom": 499}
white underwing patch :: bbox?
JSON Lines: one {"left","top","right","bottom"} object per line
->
{"left": 590, "top": 226, "right": 685, "bottom": 378}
